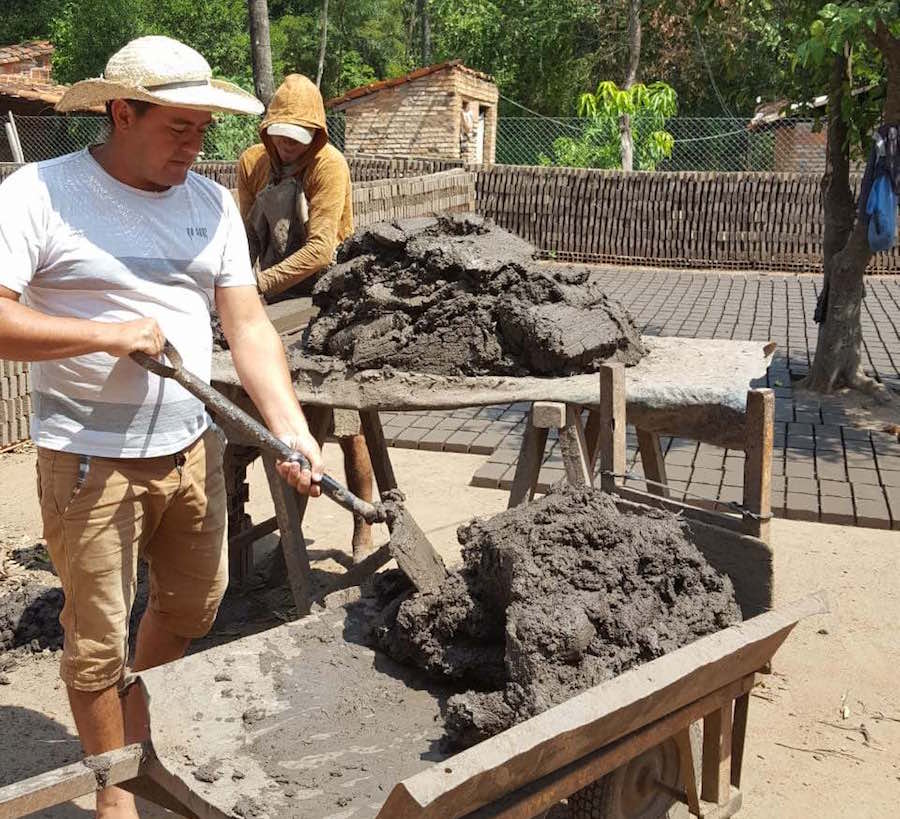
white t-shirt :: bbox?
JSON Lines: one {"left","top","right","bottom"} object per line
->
{"left": 0, "top": 148, "right": 256, "bottom": 457}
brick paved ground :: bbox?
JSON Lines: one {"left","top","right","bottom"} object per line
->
{"left": 377, "top": 271, "right": 900, "bottom": 529}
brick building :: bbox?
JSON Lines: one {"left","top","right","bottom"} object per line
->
{"left": 0, "top": 40, "right": 53, "bottom": 81}
{"left": 327, "top": 61, "right": 499, "bottom": 163}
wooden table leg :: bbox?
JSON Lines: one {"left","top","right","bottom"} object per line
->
{"left": 743, "top": 389, "right": 774, "bottom": 543}
{"left": 559, "top": 404, "right": 593, "bottom": 487}
{"left": 584, "top": 409, "right": 603, "bottom": 474}
{"left": 359, "top": 409, "right": 398, "bottom": 493}
{"left": 636, "top": 428, "right": 670, "bottom": 498}
{"left": 508, "top": 404, "right": 549, "bottom": 508}
{"left": 599, "top": 364, "right": 626, "bottom": 493}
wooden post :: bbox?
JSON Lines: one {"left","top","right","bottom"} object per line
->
{"left": 507, "top": 404, "right": 549, "bottom": 508}
{"left": 359, "top": 409, "right": 398, "bottom": 493}
{"left": 743, "top": 389, "right": 774, "bottom": 542}
{"left": 730, "top": 691, "right": 751, "bottom": 789}
{"left": 559, "top": 404, "right": 593, "bottom": 487}
{"left": 636, "top": 428, "right": 669, "bottom": 498}
{"left": 673, "top": 727, "right": 701, "bottom": 816}
{"left": 583, "top": 409, "right": 603, "bottom": 473}
{"left": 599, "top": 364, "right": 626, "bottom": 492}
{"left": 701, "top": 703, "right": 733, "bottom": 805}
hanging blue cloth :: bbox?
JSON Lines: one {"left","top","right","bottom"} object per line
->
{"left": 866, "top": 171, "right": 897, "bottom": 252}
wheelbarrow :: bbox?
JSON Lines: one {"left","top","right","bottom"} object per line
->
{"left": 0, "top": 591, "right": 826, "bottom": 819}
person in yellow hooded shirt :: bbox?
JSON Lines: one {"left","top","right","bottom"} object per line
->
{"left": 237, "top": 74, "right": 374, "bottom": 559}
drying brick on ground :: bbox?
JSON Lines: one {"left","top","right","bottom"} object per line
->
{"left": 375, "top": 485, "right": 741, "bottom": 748}
{"left": 303, "top": 214, "right": 646, "bottom": 376}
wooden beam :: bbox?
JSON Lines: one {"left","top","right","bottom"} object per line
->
{"left": 674, "top": 727, "right": 701, "bottom": 816}
{"left": 599, "top": 364, "right": 626, "bottom": 492}
{"left": 360, "top": 409, "right": 398, "bottom": 492}
{"left": 378, "top": 594, "right": 826, "bottom": 819}
{"left": 507, "top": 407, "right": 548, "bottom": 508}
{"left": 742, "top": 389, "right": 774, "bottom": 542}
{"left": 559, "top": 405, "right": 593, "bottom": 487}
{"left": 463, "top": 676, "right": 753, "bottom": 819}
{"left": 730, "top": 691, "right": 751, "bottom": 789}
{"left": 701, "top": 704, "right": 733, "bottom": 805}
{"left": 0, "top": 745, "right": 145, "bottom": 818}
{"left": 636, "top": 428, "right": 670, "bottom": 498}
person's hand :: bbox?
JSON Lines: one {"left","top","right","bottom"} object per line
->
{"left": 102, "top": 318, "right": 165, "bottom": 357}
{"left": 276, "top": 429, "right": 324, "bottom": 497}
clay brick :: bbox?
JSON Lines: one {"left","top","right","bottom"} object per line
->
{"left": 785, "top": 461, "right": 814, "bottom": 479}
{"left": 470, "top": 460, "right": 507, "bottom": 489}
{"left": 444, "top": 430, "right": 478, "bottom": 453}
{"left": 417, "top": 429, "right": 450, "bottom": 452}
{"left": 847, "top": 467, "right": 880, "bottom": 485}
{"left": 854, "top": 496, "right": 891, "bottom": 529}
{"left": 819, "top": 479, "right": 851, "bottom": 498}
{"left": 391, "top": 426, "right": 429, "bottom": 448}
{"left": 815, "top": 459, "right": 846, "bottom": 481}
{"left": 819, "top": 496, "right": 855, "bottom": 525}
{"left": 785, "top": 492, "right": 818, "bottom": 521}
{"left": 786, "top": 477, "right": 818, "bottom": 495}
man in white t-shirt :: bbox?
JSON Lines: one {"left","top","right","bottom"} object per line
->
{"left": 0, "top": 37, "right": 324, "bottom": 819}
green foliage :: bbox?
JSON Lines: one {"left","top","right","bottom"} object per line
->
{"left": 49, "top": 0, "right": 250, "bottom": 85}
{"left": 542, "top": 81, "right": 677, "bottom": 170}
{"left": 203, "top": 76, "right": 261, "bottom": 160}
{"left": 0, "top": 0, "right": 66, "bottom": 42}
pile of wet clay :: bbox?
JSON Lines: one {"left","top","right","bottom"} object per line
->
{"left": 0, "top": 573, "right": 63, "bottom": 655}
{"left": 303, "top": 214, "right": 646, "bottom": 376}
{"left": 375, "top": 485, "right": 741, "bottom": 748}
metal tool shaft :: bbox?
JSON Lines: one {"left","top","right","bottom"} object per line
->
{"left": 130, "top": 347, "right": 384, "bottom": 524}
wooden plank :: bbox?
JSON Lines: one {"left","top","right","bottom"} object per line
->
{"left": 466, "top": 676, "right": 753, "bottom": 819}
{"left": 262, "top": 454, "right": 315, "bottom": 616}
{"left": 0, "top": 745, "right": 145, "bottom": 818}
{"left": 636, "top": 428, "right": 669, "bottom": 498}
{"left": 507, "top": 409, "right": 549, "bottom": 508}
{"left": 599, "top": 364, "right": 626, "bottom": 491}
{"left": 558, "top": 405, "right": 593, "bottom": 488}
{"left": 742, "top": 388, "right": 774, "bottom": 542}
{"left": 378, "top": 593, "right": 826, "bottom": 819}
{"left": 701, "top": 704, "right": 733, "bottom": 805}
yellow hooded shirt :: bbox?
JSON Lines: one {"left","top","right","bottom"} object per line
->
{"left": 237, "top": 74, "right": 353, "bottom": 297}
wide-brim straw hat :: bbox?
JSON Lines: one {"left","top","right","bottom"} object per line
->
{"left": 56, "top": 35, "right": 264, "bottom": 116}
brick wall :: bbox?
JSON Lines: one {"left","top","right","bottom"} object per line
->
{"left": 0, "top": 361, "right": 31, "bottom": 447}
{"left": 337, "top": 66, "right": 498, "bottom": 162}
{"left": 774, "top": 123, "right": 827, "bottom": 174}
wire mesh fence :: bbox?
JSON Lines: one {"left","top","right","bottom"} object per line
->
{"left": 4, "top": 113, "right": 346, "bottom": 164}
{"left": 6, "top": 113, "right": 823, "bottom": 173}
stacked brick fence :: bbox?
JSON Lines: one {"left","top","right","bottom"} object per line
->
{"left": 473, "top": 164, "right": 897, "bottom": 274}
{"left": 1, "top": 361, "right": 31, "bottom": 447}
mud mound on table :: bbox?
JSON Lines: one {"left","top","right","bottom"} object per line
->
{"left": 375, "top": 485, "right": 741, "bottom": 748}
{"left": 303, "top": 214, "right": 646, "bottom": 376}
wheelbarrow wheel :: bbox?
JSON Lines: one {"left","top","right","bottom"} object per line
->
{"left": 568, "top": 723, "right": 701, "bottom": 819}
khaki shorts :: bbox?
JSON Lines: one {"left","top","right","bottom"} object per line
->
{"left": 37, "top": 428, "right": 227, "bottom": 692}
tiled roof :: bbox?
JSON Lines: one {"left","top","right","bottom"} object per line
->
{"left": 0, "top": 74, "right": 104, "bottom": 113}
{"left": 0, "top": 40, "right": 54, "bottom": 66}
{"left": 326, "top": 60, "right": 494, "bottom": 109}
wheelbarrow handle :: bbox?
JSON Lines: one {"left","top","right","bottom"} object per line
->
{"left": 129, "top": 347, "right": 384, "bottom": 524}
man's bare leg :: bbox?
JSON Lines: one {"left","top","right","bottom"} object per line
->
{"left": 67, "top": 685, "right": 139, "bottom": 819}
{"left": 123, "top": 607, "right": 191, "bottom": 745}
{"left": 339, "top": 434, "right": 374, "bottom": 561}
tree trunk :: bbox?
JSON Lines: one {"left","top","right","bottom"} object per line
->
{"left": 619, "top": 0, "right": 641, "bottom": 171}
{"left": 316, "top": 0, "right": 329, "bottom": 89}
{"left": 417, "top": 0, "right": 432, "bottom": 65}
{"left": 248, "top": 0, "right": 275, "bottom": 107}
{"left": 806, "top": 24, "right": 900, "bottom": 396}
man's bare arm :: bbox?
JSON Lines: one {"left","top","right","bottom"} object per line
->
{"left": 215, "top": 284, "right": 324, "bottom": 495}
{"left": 0, "top": 286, "right": 164, "bottom": 361}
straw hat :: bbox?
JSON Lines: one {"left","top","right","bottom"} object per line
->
{"left": 56, "top": 36, "right": 264, "bottom": 116}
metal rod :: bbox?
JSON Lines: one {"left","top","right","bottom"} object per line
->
{"left": 7, "top": 113, "right": 24, "bottom": 162}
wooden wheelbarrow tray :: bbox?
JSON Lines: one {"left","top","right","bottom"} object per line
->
{"left": 0, "top": 591, "right": 825, "bottom": 819}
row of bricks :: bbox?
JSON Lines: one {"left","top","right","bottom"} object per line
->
{"left": 0, "top": 395, "right": 32, "bottom": 423}
{"left": 0, "top": 360, "right": 29, "bottom": 377}
{"left": 0, "top": 372, "right": 31, "bottom": 400}
{"left": 0, "top": 417, "right": 30, "bottom": 447}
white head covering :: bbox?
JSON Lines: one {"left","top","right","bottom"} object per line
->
{"left": 56, "top": 36, "right": 264, "bottom": 116}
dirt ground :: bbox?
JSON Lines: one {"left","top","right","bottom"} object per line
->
{"left": 0, "top": 440, "right": 898, "bottom": 818}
